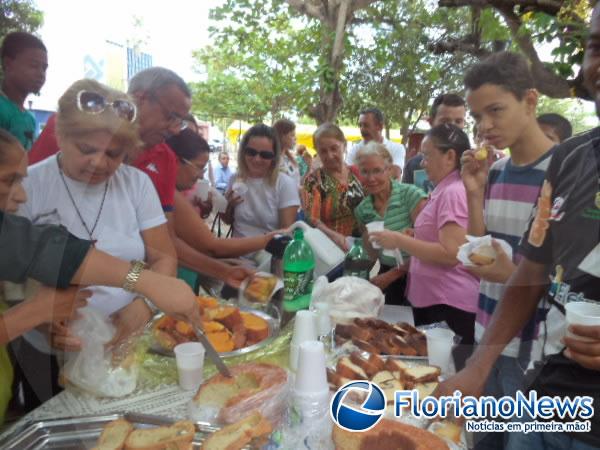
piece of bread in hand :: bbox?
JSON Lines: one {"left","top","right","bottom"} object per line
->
{"left": 124, "top": 421, "right": 195, "bottom": 450}
{"left": 93, "top": 419, "right": 134, "bottom": 450}
{"left": 468, "top": 244, "right": 496, "bottom": 266}
{"left": 202, "top": 412, "right": 272, "bottom": 450}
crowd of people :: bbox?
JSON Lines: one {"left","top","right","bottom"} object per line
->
{"left": 1, "top": 3, "right": 600, "bottom": 448}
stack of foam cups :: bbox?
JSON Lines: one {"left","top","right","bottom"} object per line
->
{"left": 293, "top": 340, "right": 330, "bottom": 421}
{"left": 289, "top": 310, "right": 318, "bottom": 371}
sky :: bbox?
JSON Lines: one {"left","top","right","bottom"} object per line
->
{"left": 31, "top": 0, "right": 222, "bottom": 110}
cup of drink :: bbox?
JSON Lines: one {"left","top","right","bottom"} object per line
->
{"left": 195, "top": 180, "right": 211, "bottom": 202}
{"left": 565, "top": 302, "right": 600, "bottom": 342}
{"left": 366, "top": 221, "right": 384, "bottom": 249}
{"left": 290, "top": 310, "right": 318, "bottom": 371}
{"left": 174, "top": 342, "right": 205, "bottom": 390}
{"left": 426, "top": 328, "right": 455, "bottom": 374}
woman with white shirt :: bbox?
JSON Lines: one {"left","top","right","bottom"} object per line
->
{"left": 273, "top": 119, "right": 301, "bottom": 187}
{"left": 19, "top": 80, "right": 175, "bottom": 373}
{"left": 222, "top": 124, "right": 300, "bottom": 238}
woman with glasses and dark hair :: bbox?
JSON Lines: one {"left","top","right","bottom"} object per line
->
{"left": 15, "top": 79, "right": 176, "bottom": 405}
{"left": 370, "top": 124, "right": 479, "bottom": 369}
{"left": 354, "top": 142, "right": 428, "bottom": 305}
{"left": 222, "top": 124, "right": 300, "bottom": 238}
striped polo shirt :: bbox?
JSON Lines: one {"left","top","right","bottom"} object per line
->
{"left": 476, "top": 150, "right": 553, "bottom": 359}
{"left": 354, "top": 180, "right": 427, "bottom": 266}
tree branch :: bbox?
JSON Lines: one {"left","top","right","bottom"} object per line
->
{"left": 496, "top": 5, "right": 571, "bottom": 97}
{"left": 286, "top": 0, "right": 326, "bottom": 22}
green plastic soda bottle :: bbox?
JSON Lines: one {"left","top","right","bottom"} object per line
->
{"left": 343, "top": 238, "right": 371, "bottom": 279}
{"left": 283, "top": 228, "right": 315, "bottom": 312}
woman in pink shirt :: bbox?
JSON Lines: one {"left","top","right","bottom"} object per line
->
{"left": 370, "top": 124, "right": 479, "bottom": 368}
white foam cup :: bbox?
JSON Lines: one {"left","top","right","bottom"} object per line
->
{"left": 565, "top": 302, "right": 600, "bottom": 342}
{"left": 426, "top": 328, "right": 455, "bottom": 374}
{"left": 295, "top": 341, "right": 329, "bottom": 395}
{"left": 366, "top": 221, "right": 385, "bottom": 249}
{"left": 174, "top": 342, "right": 205, "bottom": 390}
{"left": 290, "top": 310, "right": 318, "bottom": 371}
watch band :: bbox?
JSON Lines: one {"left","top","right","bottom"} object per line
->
{"left": 123, "top": 260, "right": 146, "bottom": 292}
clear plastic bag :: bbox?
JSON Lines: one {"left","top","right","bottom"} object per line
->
{"left": 61, "top": 307, "right": 138, "bottom": 397}
{"left": 310, "top": 276, "right": 384, "bottom": 325}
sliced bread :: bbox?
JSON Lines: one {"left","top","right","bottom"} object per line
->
{"left": 124, "top": 421, "right": 195, "bottom": 450}
{"left": 202, "top": 412, "right": 272, "bottom": 450}
{"left": 93, "top": 419, "right": 133, "bottom": 450}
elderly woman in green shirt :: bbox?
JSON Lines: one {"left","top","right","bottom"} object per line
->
{"left": 354, "top": 142, "right": 427, "bottom": 305}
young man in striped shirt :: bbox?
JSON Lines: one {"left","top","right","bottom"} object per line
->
{"left": 459, "top": 51, "right": 556, "bottom": 450}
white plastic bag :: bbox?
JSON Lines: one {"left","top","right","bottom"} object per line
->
{"left": 310, "top": 276, "right": 384, "bottom": 325}
{"left": 62, "top": 307, "right": 137, "bottom": 397}
{"left": 456, "top": 235, "right": 513, "bottom": 267}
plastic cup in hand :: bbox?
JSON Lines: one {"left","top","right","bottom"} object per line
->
{"left": 366, "top": 221, "right": 384, "bottom": 249}
{"left": 195, "top": 180, "right": 210, "bottom": 201}
{"left": 290, "top": 310, "right": 317, "bottom": 371}
{"left": 426, "top": 328, "right": 455, "bottom": 374}
{"left": 174, "top": 342, "right": 205, "bottom": 390}
{"left": 232, "top": 181, "right": 248, "bottom": 198}
{"left": 565, "top": 302, "right": 600, "bottom": 342}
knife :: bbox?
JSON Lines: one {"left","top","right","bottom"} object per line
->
{"left": 192, "top": 323, "right": 232, "bottom": 378}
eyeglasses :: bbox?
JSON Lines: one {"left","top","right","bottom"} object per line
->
{"left": 151, "top": 94, "right": 188, "bottom": 131}
{"left": 245, "top": 147, "right": 275, "bottom": 160}
{"left": 359, "top": 167, "right": 388, "bottom": 178}
{"left": 181, "top": 158, "right": 206, "bottom": 173}
{"left": 77, "top": 91, "right": 137, "bottom": 122}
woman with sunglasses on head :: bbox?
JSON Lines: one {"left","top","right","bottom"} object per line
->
{"left": 369, "top": 124, "right": 479, "bottom": 369}
{"left": 166, "top": 129, "right": 278, "bottom": 257}
{"left": 302, "top": 123, "right": 364, "bottom": 251}
{"left": 16, "top": 79, "right": 176, "bottom": 401}
{"left": 354, "top": 142, "right": 428, "bottom": 305}
{"left": 222, "top": 124, "right": 300, "bottom": 238}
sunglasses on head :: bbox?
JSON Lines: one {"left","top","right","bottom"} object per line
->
{"left": 77, "top": 90, "right": 137, "bottom": 123}
{"left": 245, "top": 147, "right": 275, "bottom": 160}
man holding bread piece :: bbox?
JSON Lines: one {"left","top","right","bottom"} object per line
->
{"left": 457, "top": 51, "right": 555, "bottom": 449}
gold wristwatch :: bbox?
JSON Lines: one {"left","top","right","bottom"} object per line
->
{"left": 123, "top": 260, "right": 146, "bottom": 292}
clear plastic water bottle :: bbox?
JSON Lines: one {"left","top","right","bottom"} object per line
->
{"left": 283, "top": 228, "right": 315, "bottom": 312}
{"left": 343, "top": 238, "right": 371, "bottom": 279}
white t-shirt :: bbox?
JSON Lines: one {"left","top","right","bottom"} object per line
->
{"left": 346, "top": 138, "right": 406, "bottom": 169}
{"left": 19, "top": 154, "right": 166, "bottom": 316}
{"left": 229, "top": 172, "right": 300, "bottom": 238}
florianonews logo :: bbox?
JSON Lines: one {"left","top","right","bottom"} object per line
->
{"left": 330, "top": 381, "right": 386, "bottom": 432}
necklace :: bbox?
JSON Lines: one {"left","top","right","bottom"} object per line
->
{"left": 57, "top": 154, "right": 109, "bottom": 244}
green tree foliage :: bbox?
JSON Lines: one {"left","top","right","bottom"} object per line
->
{"left": 342, "top": 0, "right": 471, "bottom": 140}
{"left": 435, "top": 0, "right": 593, "bottom": 99}
{"left": 191, "top": 0, "right": 321, "bottom": 123}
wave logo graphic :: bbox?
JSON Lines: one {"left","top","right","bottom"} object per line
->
{"left": 330, "top": 381, "right": 386, "bottom": 432}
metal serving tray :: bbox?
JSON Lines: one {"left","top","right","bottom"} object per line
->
{"left": 0, "top": 412, "right": 227, "bottom": 450}
{"left": 149, "top": 306, "right": 280, "bottom": 359}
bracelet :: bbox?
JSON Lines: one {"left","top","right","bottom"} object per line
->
{"left": 140, "top": 295, "right": 160, "bottom": 315}
{"left": 123, "top": 260, "right": 146, "bottom": 292}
